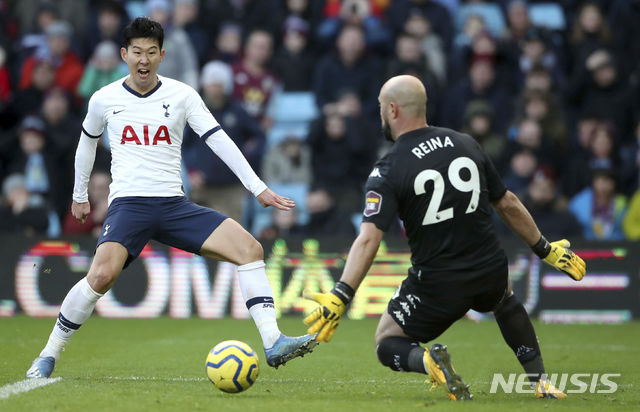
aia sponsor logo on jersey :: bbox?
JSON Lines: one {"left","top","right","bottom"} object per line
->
{"left": 121, "top": 125, "right": 172, "bottom": 145}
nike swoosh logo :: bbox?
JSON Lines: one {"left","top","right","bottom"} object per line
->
{"left": 113, "top": 109, "right": 125, "bottom": 114}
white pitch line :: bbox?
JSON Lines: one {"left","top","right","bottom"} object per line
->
{"left": 0, "top": 378, "right": 62, "bottom": 400}
{"left": 105, "top": 376, "right": 205, "bottom": 382}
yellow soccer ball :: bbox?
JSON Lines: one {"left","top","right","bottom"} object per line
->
{"left": 205, "top": 340, "right": 260, "bottom": 393}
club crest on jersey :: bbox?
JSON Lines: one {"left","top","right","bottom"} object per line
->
{"left": 163, "top": 102, "right": 170, "bottom": 117}
{"left": 121, "top": 125, "right": 172, "bottom": 145}
{"left": 364, "top": 190, "right": 382, "bottom": 217}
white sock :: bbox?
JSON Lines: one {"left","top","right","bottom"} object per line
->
{"left": 40, "top": 277, "right": 103, "bottom": 360}
{"left": 237, "top": 260, "right": 281, "bottom": 348}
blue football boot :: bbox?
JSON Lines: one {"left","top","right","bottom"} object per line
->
{"left": 264, "top": 334, "right": 318, "bottom": 368}
{"left": 26, "top": 356, "right": 56, "bottom": 379}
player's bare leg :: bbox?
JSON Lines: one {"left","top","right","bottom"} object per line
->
{"left": 86, "top": 242, "right": 129, "bottom": 293}
{"left": 374, "top": 310, "right": 472, "bottom": 400}
{"left": 199, "top": 219, "right": 316, "bottom": 368}
{"left": 26, "top": 242, "right": 128, "bottom": 378}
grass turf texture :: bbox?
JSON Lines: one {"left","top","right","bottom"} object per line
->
{"left": 1, "top": 316, "right": 639, "bottom": 411}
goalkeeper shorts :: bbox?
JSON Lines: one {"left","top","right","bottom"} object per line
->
{"left": 387, "top": 256, "right": 509, "bottom": 342}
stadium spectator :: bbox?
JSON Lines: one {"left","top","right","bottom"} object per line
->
{"left": 518, "top": 27, "right": 563, "bottom": 89}
{"left": 452, "top": 29, "right": 517, "bottom": 94}
{"left": 461, "top": 99, "right": 506, "bottom": 171}
{"left": 567, "top": 49, "right": 636, "bottom": 142}
{"left": 259, "top": 207, "right": 305, "bottom": 240}
{"left": 522, "top": 64, "right": 555, "bottom": 97}
{"left": 510, "top": 117, "right": 557, "bottom": 169}
{"left": 9, "top": 54, "right": 56, "bottom": 119}
{"left": 262, "top": 136, "right": 312, "bottom": 185}
{"left": 172, "top": 0, "right": 209, "bottom": 65}
{"left": 387, "top": 33, "right": 431, "bottom": 81}
{"left": 0, "top": 173, "right": 50, "bottom": 235}
{"left": 442, "top": 59, "right": 512, "bottom": 133}
{"left": 77, "top": 41, "right": 128, "bottom": 102}
{"left": 588, "top": 122, "right": 619, "bottom": 171}
{"left": 401, "top": 8, "right": 447, "bottom": 86}
{"left": 84, "top": 0, "right": 127, "bottom": 60}
{"left": 232, "top": 29, "right": 278, "bottom": 128}
{"left": 316, "top": 0, "right": 392, "bottom": 54}
{"left": 62, "top": 171, "right": 111, "bottom": 236}
{"left": 386, "top": 0, "right": 454, "bottom": 53}
{"left": 0, "top": 46, "right": 9, "bottom": 107}
{"left": 569, "top": 1, "right": 613, "bottom": 73}
{"left": 41, "top": 87, "right": 80, "bottom": 199}
{"left": 501, "top": 0, "right": 531, "bottom": 44}
{"left": 278, "top": 0, "right": 324, "bottom": 37}
{"left": 502, "top": 146, "right": 538, "bottom": 194}
{"left": 298, "top": 187, "right": 356, "bottom": 237}
{"left": 19, "top": 20, "right": 84, "bottom": 99}
{"left": 569, "top": 168, "right": 627, "bottom": 240}
{"left": 453, "top": 13, "right": 486, "bottom": 51}
{"left": 200, "top": 0, "right": 283, "bottom": 42}
{"left": 272, "top": 16, "right": 316, "bottom": 92}
{"left": 313, "top": 24, "right": 383, "bottom": 120}
{"left": 609, "top": 0, "right": 640, "bottom": 80}
{"left": 495, "top": 167, "right": 583, "bottom": 240}
{"left": 386, "top": 33, "right": 441, "bottom": 123}
{"left": 182, "top": 60, "right": 265, "bottom": 223}
{"left": 309, "top": 93, "right": 376, "bottom": 212}
{"left": 148, "top": 0, "right": 199, "bottom": 89}
{"left": 16, "top": 0, "right": 89, "bottom": 43}
{"left": 0, "top": 5, "right": 9, "bottom": 43}
{"left": 523, "top": 167, "right": 583, "bottom": 239}
{"left": 515, "top": 90, "right": 568, "bottom": 154}
{"left": 212, "top": 22, "right": 243, "bottom": 64}
{"left": 562, "top": 113, "right": 601, "bottom": 197}
{"left": 14, "top": 3, "right": 58, "bottom": 68}
{"left": 6, "top": 115, "right": 66, "bottom": 218}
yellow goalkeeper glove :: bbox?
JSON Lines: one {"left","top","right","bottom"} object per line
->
{"left": 532, "top": 236, "right": 586, "bottom": 280}
{"left": 303, "top": 281, "right": 354, "bottom": 342}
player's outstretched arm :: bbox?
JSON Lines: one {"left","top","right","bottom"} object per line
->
{"left": 203, "top": 128, "right": 268, "bottom": 198}
{"left": 304, "top": 223, "right": 384, "bottom": 341}
{"left": 492, "top": 190, "right": 586, "bottom": 280}
{"left": 256, "top": 188, "right": 295, "bottom": 210}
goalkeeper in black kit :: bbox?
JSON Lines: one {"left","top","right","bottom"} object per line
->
{"left": 304, "top": 75, "right": 586, "bottom": 401}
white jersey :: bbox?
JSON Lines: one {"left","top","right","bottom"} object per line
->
{"left": 79, "top": 75, "right": 265, "bottom": 204}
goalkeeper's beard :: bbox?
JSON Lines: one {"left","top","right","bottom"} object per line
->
{"left": 382, "top": 120, "right": 394, "bottom": 143}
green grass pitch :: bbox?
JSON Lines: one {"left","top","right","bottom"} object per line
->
{"left": 1, "top": 316, "right": 639, "bottom": 411}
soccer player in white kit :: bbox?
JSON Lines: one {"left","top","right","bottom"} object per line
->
{"left": 26, "top": 17, "right": 316, "bottom": 379}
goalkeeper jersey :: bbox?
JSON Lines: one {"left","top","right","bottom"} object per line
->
{"left": 362, "top": 126, "right": 507, "bottom": 272}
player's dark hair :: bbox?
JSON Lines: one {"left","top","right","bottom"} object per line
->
{"left": 123, "top": 17, "right": 164, "bottom": 49}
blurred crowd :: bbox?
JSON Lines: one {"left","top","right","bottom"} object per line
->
{"left": 0, "top": 0, "right": 639, "bottom": 242}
